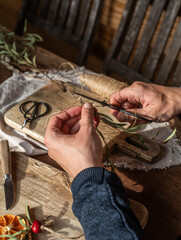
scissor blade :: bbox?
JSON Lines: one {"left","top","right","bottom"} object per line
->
{"left": 74, "top": 92, "right": 108, "bottom": 106}
{"left": 74, "top": 92, "right": 152, "bottom": 123}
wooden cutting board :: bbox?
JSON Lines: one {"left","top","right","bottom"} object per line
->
{"left": 0, "top": 152, "right": 148, "bottom": 240}
{"left": 4, "top": 80, "right": 161, "bottom": 163}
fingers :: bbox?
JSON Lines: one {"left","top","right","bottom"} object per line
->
{"left": 70, "top": 120, "right": 81, "bottom": 134}
{"left": 46, "top": 114, "right": 63, "bottom": 134}
{"left": 114, "top": 110, "right": 146, "bottom": 124}
{"left": 62, "top": 116, "right": 81, "bottom": 134}
{"left": 46, "top": 106, "right": 82, "bottom": 132}
{"left": 80, "top": 103, "right": 94, "bottom": 133}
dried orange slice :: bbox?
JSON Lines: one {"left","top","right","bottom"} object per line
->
{"left": 0, "top": 215, "right": 26, "bottom": 240}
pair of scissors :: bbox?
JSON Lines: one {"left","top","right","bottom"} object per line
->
{"left": 74, "top": 92, "right": 152, "bottom": 123}
{"left": 19, "top": 101, "right": 49, "bottom": 129}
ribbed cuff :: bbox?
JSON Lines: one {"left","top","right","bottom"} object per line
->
{"left": 71, "top": 167, "right": 105, "bottom": 197}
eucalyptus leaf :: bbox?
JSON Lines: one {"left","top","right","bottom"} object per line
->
{"left": 0, "top": 26, "right": 42, "bottom": 72}
{"left": 6, "top": 32, "right": 14, "bottom": 36}
{"left": 12, "top": 230, "right": 27, "bottom": 236}
{"left": 24, "top": 52, "right": 32, "bottom": 64}
{"left": 0, "top": 50, "right": 9, "bottom": 55}
{"left": 163, "top": 128, "right": 177, "bottom": 143}
{"left": 127, "top": 124, "right": 145, "bottom": 132}
{"left": 0, "top": 234, "right": 14, "bottom": 238}
{"left": 28, "top": 33, "right": 43, "bottom": 41}
{"left": 32, "top": 55, "right": 37, "bottom": 67}
{"left": 23, "top": 19, "right": 27, "bottom": 34}
{"left": 18, "top": 60, "right": 28, "bottom": 65}
{"left": 18, "top": 219, "right": 28, "bottom": 229}
{"left": 11, "top": 49, "right": 19, "bottom": 56}
{"left": 150, "top": 130, "right": 159, "bottom": 140}
{"left": 12, "top": 42, "right": 16, "bottom": 50}
{"left": 98, "top": 112, "right": 113, "bottom": 121}
{"left": 23, "top": 42, "right": 35, "bottom": 50}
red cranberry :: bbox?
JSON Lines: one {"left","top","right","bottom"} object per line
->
{"left": 32, "top": 220, "right": 41, "bottom": 233}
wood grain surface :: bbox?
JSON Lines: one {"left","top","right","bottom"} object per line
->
{"left": 0, "top": 152, "right": 148, "bottom": 238}
{"left": 0, "top": 152, "right": 84, "bottom": 240}
{"left": 4, "top": 80, "right": 161, "bottom": 163}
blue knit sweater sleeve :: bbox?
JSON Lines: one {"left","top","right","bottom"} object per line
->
{"left": 71, "top": 167, "right": 144, "bottom": 240}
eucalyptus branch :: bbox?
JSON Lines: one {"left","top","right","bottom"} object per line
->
{"left": 0, "top": 25, "right": 43, "bottom": 72}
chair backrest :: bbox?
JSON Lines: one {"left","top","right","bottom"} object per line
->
{"left": 15, "top": 0, "right": 104, "bottom": 66}
{"left": 103, "top": 0, "right": 181, "bottom": 87}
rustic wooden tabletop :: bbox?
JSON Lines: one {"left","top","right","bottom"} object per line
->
{"left": 1, "top": 47, "right": 181, "bottom": 240}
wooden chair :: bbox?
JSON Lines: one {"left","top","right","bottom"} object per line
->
{"left": 15, "top": 0, "right": 104, "bottom": 66}
{"left": 103, "top": 0, "right": 181, "bottom": 87}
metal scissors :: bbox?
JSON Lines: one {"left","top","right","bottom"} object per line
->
{"left": 19, "top": 100, "right": 49, "bottom": 129}
{"left": 74, "top": 92, "right": 152, "bottom": 123}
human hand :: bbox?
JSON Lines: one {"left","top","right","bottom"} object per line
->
{"left": 44, "top": 103, "right": 103, "bottom": 178}
{"left": 110, "top": 81, "right": 181, "bottom": 123}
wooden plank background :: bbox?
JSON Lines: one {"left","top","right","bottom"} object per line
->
{"left": 0, "top": 0, "right": 180, "bottom": 68}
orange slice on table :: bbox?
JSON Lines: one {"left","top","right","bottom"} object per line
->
{"left": 0, "top": 215, "right": 26, "bottom": 240}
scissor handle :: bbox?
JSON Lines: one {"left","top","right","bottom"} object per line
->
{"left": 19, "top": 101, "right": 49, "bottom": 120}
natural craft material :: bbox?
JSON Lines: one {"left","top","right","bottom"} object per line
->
{"left": 0, "top": 204, "right": 84, "bottom": 240}
{"left": 1, "top": 25, "right": 180, "bottom": 162}
{"left": 0, "top": 215, "right": 26, "bottom": 239}
{"left": 0, "top": 24, "right": 42, "bottom": 73}
{"left": 79, "top": 73, "right": 128, "bottom": 98}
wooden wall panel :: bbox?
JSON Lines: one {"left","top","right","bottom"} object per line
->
{"left": 0, "top": 0, "right": 126, "bottom": 57}
{"left": 94, "top": 0, "right": 127, "bottom": 55}
{"left": 0, "top": 0, "right": 180, "bottom": 63}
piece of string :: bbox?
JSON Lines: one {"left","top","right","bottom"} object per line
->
{"left": 41, "top": 216, "right": 84, "bottom": 239}
{"left": 42, "top": 226, "right": 84, "bottom": 239}
{"left": 44, "top": 62, "right": 86, "bottom": 128}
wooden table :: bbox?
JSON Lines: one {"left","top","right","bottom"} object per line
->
{"left": 1, "top": 47, "right": 181, "bottom": 240}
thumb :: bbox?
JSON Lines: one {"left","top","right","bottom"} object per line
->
{"left": 80, "top": 103, "right": 94, "bottom": 133}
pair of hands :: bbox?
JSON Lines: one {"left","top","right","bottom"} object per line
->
{"left": 45, "top": 82, "right": 181, "bottom": 178}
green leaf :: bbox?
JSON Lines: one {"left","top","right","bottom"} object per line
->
{"left": 176, "top": 130, "right": 181, "bottom": 144}
{"left": 98, "top": 112, "right": 113, "bottom": 121}
{"left": 0, "top": 50, "right": 9, "bottom": 55}
{"left": 21, "top": 47, "right": 28, "bottom": 55}
{"left": 127, "top": 124, "right": 145, "bottom": 132}
{"left": 12, "top": 230, "right": 27, "bottom": 236}
{"left": 18, "top": 60, "right": 28, "bottom": 65}
{"left": 32, "top": 55, "right": 37, "bottom": 67}
{"left": 23, "top": 42, "right": 35, "bottom": 50}
{"left": 28, "top": 33, "right": 43, "bottom": 41}
{"left": 6, "top": 31, "right": 14, "bottom": 36}
{"left": 23, "top": 19, "right": 27, "bottom": 34}
{"left": 24, "top": 52, "right": 32, "bottom": 64}
{"left": 150, "top": 130, "right": 159, "bottom": 140}
{"left": 0, "top": 234, "right": 14, "bottom": 238}
{"left": 18, "top": 218, "right": 28, "bottom": 229}
{"left": 12, "top": 42, "right": 16, "bottom": 50}
{"left": 11, "top": 49, "right": 19, "bottom": 56}
{"left": 163, "top": 128, "right": 177, "bottom": 143}
{"left": 26, "top": 203, "right": 32, "bottom": 224}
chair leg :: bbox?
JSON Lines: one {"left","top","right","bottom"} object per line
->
{"left": 15, "top": 0, "right": 29, "bottom": 36}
